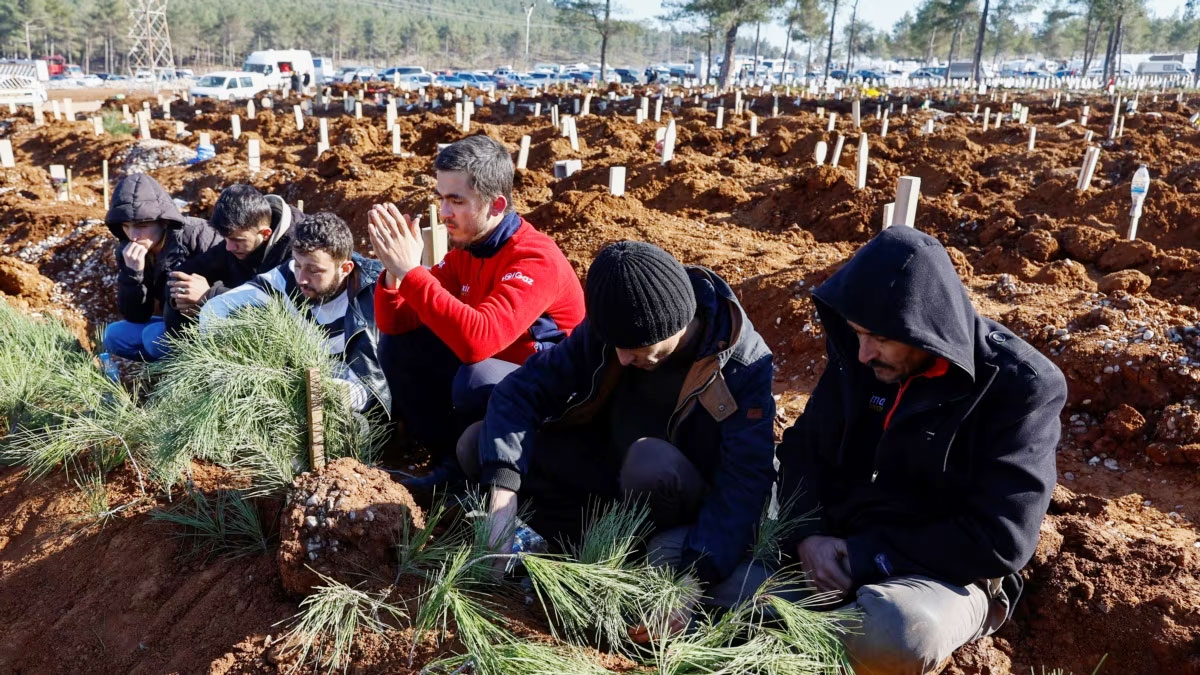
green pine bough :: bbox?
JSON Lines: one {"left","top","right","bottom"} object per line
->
{"left": 144, "top": 298, "right": 386, "bottom": 494}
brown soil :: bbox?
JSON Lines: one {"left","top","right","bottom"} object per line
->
{"left": 2, "top": 86, "right": 1200, "bottom": 674}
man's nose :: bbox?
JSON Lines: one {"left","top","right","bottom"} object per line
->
{"left": 858, "top": 340, "right": 878, "bottom": 365}
{"left": 616, "top": 349, "right": 635, "bottom": 367}
{"left": 439, "top": 199, "right": 453, "bottom": 221}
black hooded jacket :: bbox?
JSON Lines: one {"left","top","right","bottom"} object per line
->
{"left": 776, "top": 227, "right": 1066, "bottom": 603}
{"left": 165, "top": 195, "right": 304, "bottom": 333}
{"left": 106, "top": 174, "right": 221, "bottom": 323}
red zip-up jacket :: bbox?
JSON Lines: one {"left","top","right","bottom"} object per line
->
{"left": 374, "top": 213, "right": 585, "bottom": 365}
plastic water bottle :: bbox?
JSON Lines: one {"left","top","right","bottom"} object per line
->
{"left": 510, "top": 518, "right": 546, "bottom": 556}
{"left": 98, "top": 352, "right": 119, "bottom": 381}
{"left": 1130, "top": 165, "right": 1150, "bottom": 217}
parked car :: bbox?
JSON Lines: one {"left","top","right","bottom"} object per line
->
{"left": 612, "top": 68, "right": 640, "bottom": 84}
{"left": 397, "top": 73, "right": 434, "bottom": 90}
{"left": 435, "top": 73, "right": 468, "bottom": 89}
{"left": 329, "top": 66, "right": 375, "bottom": 83}
{"left": 80, "top": 74, "right": 103, "bottom": 87}
{"left": 133, "top": 69, "right": 154, "bottom": 82}
{"left": 189, "top": 71, "right": 267, "bottom": 101}
{"left": 455, "top": 72, "right": 495, "bottom": 91}
{"left": 908, "top": 67, "right": 946, "bottom": 79}
{"left": 853, "top": 68, "right": 890, "bottom": 81}
{"left": 379, "top": 65, "right": 426, "bottom": 82}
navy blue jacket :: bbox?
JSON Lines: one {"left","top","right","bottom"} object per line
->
{"left": 777, "top": 227, "right": 1066, "bottom": 604}
{"left": 479, "top": 267, "right": 777, "bottom": 587}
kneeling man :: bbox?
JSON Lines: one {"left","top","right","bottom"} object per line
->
{"left": 200, "top": 212, "right": 389, "bottom": 413}
{"left": 775, "top": 226, "right": 1067, "bottom": 674}
{"left": 464, "top": 241, "right": 776, "bottom": 614}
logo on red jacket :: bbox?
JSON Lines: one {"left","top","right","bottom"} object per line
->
{"left": 501, "top": 270, "right": 534, "bottom": 286}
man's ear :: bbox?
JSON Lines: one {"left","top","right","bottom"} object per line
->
{"left": 259, "top": 227, "right": 273, "bottom": 239}
{"left": 489, "top": 194, "right": 508, "bottom": 217}
{"left": 340, "top": 259, "right": 355, "bottom": 275}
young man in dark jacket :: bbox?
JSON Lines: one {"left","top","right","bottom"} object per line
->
{"left": 774, "top": 226, "right": 1067, "bottom": 674}
{"left": 199, "top": 212, "right": 390, "bottom": 413}
{"left": 104, "top": 173, "right": 221, "bottom": 361}
{"left": 461, "top": 241, "right": 777, "bottom": 624}
{"left": 165, "top": 184, "right": 303, "bottom": 333}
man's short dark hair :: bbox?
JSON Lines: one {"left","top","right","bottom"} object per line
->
{"left": 434, "top": 135, "right": 515, "bottom": 213}
{"left": 210, "top": 184, "right": 272, "bottom": 236}
{"left": 293, "top": 212, "right": 353, "bottom": 262}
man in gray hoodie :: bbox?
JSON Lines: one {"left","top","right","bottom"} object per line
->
{"left": 103, "top": 173, "right": 221, "bottom": 360}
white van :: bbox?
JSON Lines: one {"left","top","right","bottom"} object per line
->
{"left": 242, "top": 49, "right": 315, "bottom": 92}
{"left": 1137, "top": 60, "right": 1188, "bottom": 76}
{"left": 189, "top": 71, "right": 267, "bottom": 101}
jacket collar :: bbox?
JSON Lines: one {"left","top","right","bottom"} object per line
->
{"left": 466, "top": 211, "right": 522, "bottom": 259}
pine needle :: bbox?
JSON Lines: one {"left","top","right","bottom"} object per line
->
{"left": 151, "top": 488, "right": 271, "bottom": 558}
{"left": 143, "top": 297, "right": 385, "bottom": 494}
{"left": 276, "top": 570, "right": 406, "bottom": 674}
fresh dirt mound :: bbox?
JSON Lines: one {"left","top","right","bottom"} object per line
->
{"left": 277, "top": 458, "right": 424, "bottom": 596}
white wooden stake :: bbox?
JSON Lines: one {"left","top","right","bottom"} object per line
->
{"left": 749, "top": 114, "right": 758, "bottom": 137}
{"left": 893, "top": 176, "right": 921, "bottom": 227}
{"left": 247, "top": 99, "right": 256, "bottom": 120}
{"left": 568, "top": 117, "right": 579, "bottom": 151}
{"left": 0, "top": 139, "right": 13, "bottom": 168}
{"left": 654, "top": 96, "right": 663, "bottom": 122}
{"left": 319, "top": 118, "right": 329, "bottom": 146}
{"left": 248, "top": 139, "right": 261, "bottom": 172}
{"left": 715, "top": 105, "right": 724, "bottom": 129}
{"left": 102, "top": 159, "right": 109, "bottom": 210}
{"left": 354, "top": 101, "right": 362, "bottom": 119}
{"left": 392, "top": 124, "right": 402, "bottom": 154}
{"left": 92, "top": 116, "right": 103, "bottom": 136}
{"left": 1076, "top": 146, "right": 1100, "bottom": 192}
{"left": 294, "top": 104, "right": 304, "bottom": 130}
{"left": 230, "top": 114, "right": 241, "bottom": 140}
{"left": 1027, "top": 126, "right": 1037, "bottom": 151}
{"left": 139, "top": 111, "right": 151, "bottom": 140}
{"left": 827, "top": 112, "right": 837, "bottom": 132}
{"left": 880, "top": 116, "right": 889, "bottom": 138}
{"left": 609, "top": 166, "right": 626, "bottom": 196}
{"left": 516, "top": 135, "right": 531, "bottom": 170}
{"left": 661, "top": 119, "right": 676, "bottom": 164}
{"left": 64, "top": 98, "right": 74, "bottom": 120}
{"left": 852, "top": 99, "right": 861, "bottom": 128}
{"left": 855, "top": 133, "right": 869, "bottom": 189}
{"left": 982, "top": 107, "right": 991, "bottom": 131}
{"left": 831, "top": 134, "right": 846, "bottom": 166}
{"left": 882, "top": 202, "right": 895, "bottom": 229}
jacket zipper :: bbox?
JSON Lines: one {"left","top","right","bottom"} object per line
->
{"left": 546, "top": 347, "right": 608, "bottom": 424}
{"left": 872, "top": 376, "right": 916, "bottom": 483}
{"left": 666, "top": 370, "right": 719, "bottom": 443}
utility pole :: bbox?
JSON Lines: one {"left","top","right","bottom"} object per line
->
{"left": 523, "top": 2, "right": 536, "bottom": 68}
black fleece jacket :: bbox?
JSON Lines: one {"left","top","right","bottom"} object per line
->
{"left": 776, "top": 227, "right": 1066, "bottom": 605}
{"left": 105, "top": 174, "right": 221, "bottom": 323}
{"left": 165, "top": 195, "right": 304, "bottom": 333}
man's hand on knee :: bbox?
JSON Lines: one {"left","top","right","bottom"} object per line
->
{"left": 796, "top": 535, "right": 853, "bottom": 595}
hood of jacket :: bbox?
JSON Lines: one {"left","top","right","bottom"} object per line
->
{"left": 105, "top": 173, "right": 190, "bottom": 240}
{"left": 812, "top": 226, "right": 977, "bottom": 383}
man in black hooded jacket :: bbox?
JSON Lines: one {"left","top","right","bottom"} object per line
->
{"left": 774, "top": 226, "right": 1066, "bottom": 674}
{"left": 164, "top": 184, "right": 304, "bottom": 334}
{"left": 103, "top": 173, "right": 221, "bottom": 361}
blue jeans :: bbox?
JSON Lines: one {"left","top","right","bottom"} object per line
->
{"left": 103, "top": 317, "right": 170, "bottom": 361}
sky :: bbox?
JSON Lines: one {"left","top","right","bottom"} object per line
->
{"left": 619, "top": 0, "right": 1189, "bottom": 50}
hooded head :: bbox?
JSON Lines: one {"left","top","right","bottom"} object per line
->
{"left": 813, "top": 227, "right": 977, "bottom": 382}
{"left": 105, "top": 173, "right": 188, "bottom": 244}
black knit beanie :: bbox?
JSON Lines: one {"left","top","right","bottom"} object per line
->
{"left": 585, "top": 241, "right": 697, "bottom": 349}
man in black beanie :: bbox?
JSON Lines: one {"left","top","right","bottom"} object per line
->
{"left": 458, "top": 241, "right": 777, "bottom": 631}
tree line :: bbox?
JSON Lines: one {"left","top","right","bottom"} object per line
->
{"left": 0, "top": 0, "right": 1192, "bottom": 84}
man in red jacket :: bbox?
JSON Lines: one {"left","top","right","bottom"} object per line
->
{"left": 369, "top": 135, "right": 585, "bottom": 489}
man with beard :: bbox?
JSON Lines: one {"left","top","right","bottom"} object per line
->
{"left": 773, "top": 226, "right": 1066, "bottom": 674}
{"left": 199, "top": 212, "right": 389, "bottom": 413}
{"left": 368, "top": 135, "right": 584, "bottom": 490}
{"left": 165, "top": 184, "right": 304, "bottom": 334}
